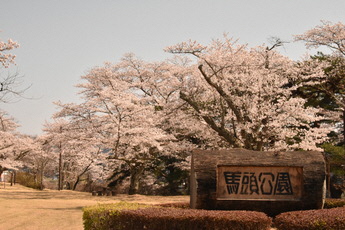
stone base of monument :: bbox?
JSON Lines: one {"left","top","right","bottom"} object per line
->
{"left": 190, "top": 149, "right": 326, "bottom": 216}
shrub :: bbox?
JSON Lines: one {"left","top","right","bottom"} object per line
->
{"left": 121, "top": 208, "right": 271, "bottom": 230}
{"left": 83, "top": 202, "right": 152, "bottom": 230}
{"left": 274, "top": 207, "right": 345, "bottom": 230}
{"left": 16, "top": 171, "right": 41, "bottom": 190}
{"left": 83, "top": 202, "right": 271, "bottom": 230}
{"left": 155, "top": 202, "right": 190, "bottom": 209}
{"left": 324, "top": 198, "right": 345, "bottom": 209}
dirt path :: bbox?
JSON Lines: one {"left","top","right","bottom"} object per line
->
{"left": 0, "top": 183, "right": 188, "bottom": 230}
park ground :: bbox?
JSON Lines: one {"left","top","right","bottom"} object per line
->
{"left": 0, "top": 183, "right": 188, "bottom": 230}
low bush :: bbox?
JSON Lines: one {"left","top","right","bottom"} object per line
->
{"left": 324, "top": 198, "right": 345, "bottom": 209}
{"left": 274, "top": 207, "right": 345, "bottom": 230}
{"left": 121, "top": 208, "right": 271, "bottom": 230}
{"left": 16, "top": 171, "right": 41, "bottom": 190}
{"left": 83, "top": 202, "right": 152, "bottom": 230}
{"left": 83, "top": 202, "right": 271, "bottom": 230}
{"left": 155, "top": 202, "right": 190, "bottom": 209}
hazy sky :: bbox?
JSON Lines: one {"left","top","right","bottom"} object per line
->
{"left": 1, "top": 0, "right": 345, "bottom": 136}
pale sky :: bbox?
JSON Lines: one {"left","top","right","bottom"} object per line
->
{"left": 1, "top": 0, "right": 345, "bottom": 136}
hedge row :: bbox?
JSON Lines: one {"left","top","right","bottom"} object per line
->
{"left": 84, "top": 200, "right": 345, "bottom": 230}
{"left": 83, "top": 202, "right": 272, "bottom": 230}
{"left": 83, "top": 202, "right": 152, "bottom": 230}
{"left": 120, "top": 208, "right": 271, "bottom": 230}
{"left": 274, "top": 207, "right": 345, "bottom": 230}
{"left": 155, "top": 202, "right": 190, "bottom": 209}
{"left": 324, "top": 198, "right": 345, "bottom": 209}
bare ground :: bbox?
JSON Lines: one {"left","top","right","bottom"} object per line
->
{"left": 0, "top": 183, "right": 188, "bottom": 230}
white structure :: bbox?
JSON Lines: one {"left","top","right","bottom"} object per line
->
{"left": 0, "top": 171, "right": 9, "bottom": 182}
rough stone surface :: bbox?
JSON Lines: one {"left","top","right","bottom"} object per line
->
{"left": 190, "top": 149, "right": 326, "bottom": 216}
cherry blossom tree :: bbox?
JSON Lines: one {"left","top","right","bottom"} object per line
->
{"left": 54, "top": 55, "right": 199, "bottom": 194}
{"left": 295, "top": 21, "right": 345, "bottom": 145}
{"left": 50, "top": 33, "right": 336, "bottom": 194}
{"left": 0, "top": 110, "right": 33, "bottom": 178}
{"left": 53, "top": 38, "right": 332, "bottom": 193}
{"left": 0, "top": 35, "right": 41, "bottom": 189}
{"left": 26, "top": 137, "right": 54, "bottom": 190}
{"left": 0, "top": 36, "right": 25, "bottom": 103}
{"left": 0, "top": 110, "right": 19, "bottom": 176}
{"left": 41, "top": 118, "right": 109, "bottom": 190}
{"left": 0, "top": 38, "right": 19, "bottom": 68}
{"left": 295, "top": 21, "right": 345, "bottom": 56}
{"left": 165, "top": 36, "right": 330, "bottom": 151}
{"left": 295, "top": 21, "right": 345, "bottom": 196}
{"left": 0, "top": 36, "right": 33, "bottom": 179}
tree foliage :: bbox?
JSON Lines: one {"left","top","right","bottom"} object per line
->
{"left": 11, "top": 22, "right": 345, "bottom": 194}
{"left": 165, "top": 36, "right": 330, "bottom": 151}
{"left": 295, "top": 21, "right": 345, "bottom": 146}
{"left": 49, "top": 35, "right": 336, "bottom": 194}
{"left": 0, "top": 38, "right": 19, "bottom": 68}
{"left": 41, "top": 118, "right": 109, "bottom": 190}
{"left": 53, "top": 55, "right": 195, "bottom": 194}
{"left": 0, "top": 110, "right": 33, "bottom": 176}
{"left": 0, "top": 36, "right": 26, "bottom": 103}
{"left": 295, "top": 20, "right": 345, "bottom": 56}
{"left": 0, "top": 36, "right": 35, "bottom": 181}
{"left": 295, "top": 21, "right": 345, "bottom": 197}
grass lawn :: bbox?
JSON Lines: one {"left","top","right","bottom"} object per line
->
{"left": 0, "top": 183, "right": 189, "bottom": 230}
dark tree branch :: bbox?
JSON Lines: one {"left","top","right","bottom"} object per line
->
{"left": 180, "top": 91, "right": 240, "bottom": 147}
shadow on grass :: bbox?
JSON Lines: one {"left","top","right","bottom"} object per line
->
{"left": 36, "top": 206, "right": 85, "bottom": 211}
{"left": 0, "top": 191, "right": 59, "bottom": 200}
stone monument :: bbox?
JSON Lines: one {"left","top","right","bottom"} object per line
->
{"left": 190, "top": 149, "right": 326, "bottom": 216}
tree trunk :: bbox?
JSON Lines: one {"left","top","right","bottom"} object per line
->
{"left": 58, "top": 150, "right": 63, "bottom": 190}
{"left": 85, "top": 173, "right": 92, "bottom": 192}
{"left": 343, "top": 109, "right": 345, "bottom": 148}
{"left": 325, "top": 155, "right": 331, "bottom": 197}
{"left": 73, "top": 177, "right": 80, "bottom": 191}
{"left": 40, "top": 165, "right": 44, "bottom": 190}
{"left": 128, "top": 166, "right": 144, "bottom": 195}
{"left": 10, "top": 171, "right": 14, "bottom": 186}
{"left": 65, "top": 182, "right": 71, "bottom": 190}
{"left": 72, "top": 162, "right": 92, "bottom": 191}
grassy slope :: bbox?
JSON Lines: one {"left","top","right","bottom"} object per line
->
{"left": 0, "top": 183, "right": 188, "bottom": 230}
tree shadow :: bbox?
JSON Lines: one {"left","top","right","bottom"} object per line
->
{"left": 36, "top": 206, "right": 84, "bottom": 211}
